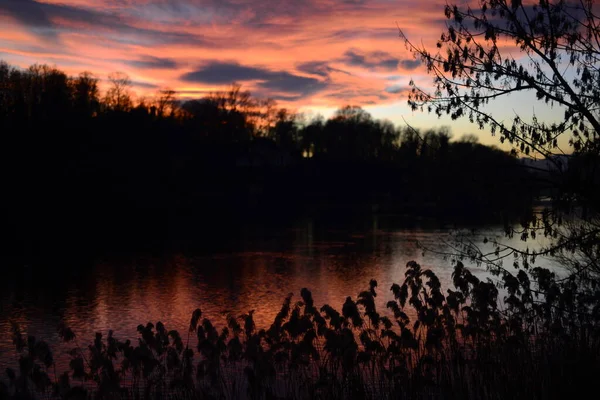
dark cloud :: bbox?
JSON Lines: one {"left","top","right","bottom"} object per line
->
{"left": 128, "top": 56, "right": 179, "bottom": 70}
{"left": 0, "top": 0, "right": 207, "bottom": 46}
{"left": 341, "top": 49, "right": 398, "bottom": 71}
{"left": 399, "top": 59, "right": 420, "bottom": 70}
{"left": 181, "top": 63, "right": 271, "bottom": 84}
{"left": 0, "top": 0, "right": 58, "bottom": 39}
{"left": 181, "top": 61, "right": 328, "bottom": 99}
{"left": 258, "top": 72, "right": 327, "bottom": 98}
{"left": 385, "top": 84, "right": 409, "bottom": 94}
{"left": 296, "top": 61, "right": 351, "bottom": 78}
{"left": 296, "top": 61, "right": 329, "bottom": 77}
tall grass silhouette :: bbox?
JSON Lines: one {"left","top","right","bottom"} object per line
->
{"left": 3, "top": 261, "right": 599, "bottom": 399}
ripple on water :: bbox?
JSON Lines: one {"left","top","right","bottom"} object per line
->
{"left": 0, "top": 220, "right": 555, "bottom": 371}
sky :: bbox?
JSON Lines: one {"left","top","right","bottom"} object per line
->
{"left": 0, "top": 0, "right": 566, "bottom": 149}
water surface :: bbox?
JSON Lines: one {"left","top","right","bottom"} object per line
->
{"left": 0, "top": 216, "right": 558, "bottom": 369}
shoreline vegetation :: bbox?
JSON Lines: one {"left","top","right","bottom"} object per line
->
{"left": 3, "top": 0, "right": 600, "bottom": 398}
{"left": 3, "top": 261, "right": 599, "bottom": 399}
{"left": 0, "top": 60, "right": 541, "bottom": 258}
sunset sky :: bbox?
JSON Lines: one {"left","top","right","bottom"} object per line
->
{"left": 0, "top": 0, "right": 564, "bottom": 148}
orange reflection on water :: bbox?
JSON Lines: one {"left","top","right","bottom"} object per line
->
{"left": 2, "top": 220, "right": 552, "bottom": 370}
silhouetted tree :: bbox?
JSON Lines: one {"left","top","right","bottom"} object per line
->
{"left": 458, "top": 134, "right": 480, "bottom": 144}
{"left": 401, "top": 0, "right": 599, "bottom": 156}
{"left": 155, "top": 88, "right": 177, "bottom": 118}
{"left": 320, "top": 106, "right": 401, "bottom": 161}
{"left": 400, "top": 0, "right": 600, "bottom": 279}
{"left": 271, "top": 108, "right": 298, "bottom": 148}
{"left": 299, "top": 116, "right": 325, "bottom": 158}
{"left": 71, "top": 72, "right": 100, "bottom": 118}
{"left": 0, "top": 59, "right": 537, "bottom": 255}
{"left": 104, "top": 72, "right": 133, "bottom": 112}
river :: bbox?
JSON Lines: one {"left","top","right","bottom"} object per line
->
{"left": 0, "top": 214, "right": 560, "bottom": 370}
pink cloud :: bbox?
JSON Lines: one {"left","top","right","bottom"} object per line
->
{"left": 0, "top": 0, "right": 449, "bottom": 109}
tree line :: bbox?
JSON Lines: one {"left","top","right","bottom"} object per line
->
{"left": 0, "top": 61, "right": 536, "bottom": 255}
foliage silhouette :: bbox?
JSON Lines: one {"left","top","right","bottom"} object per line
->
{"left": 0, "top": 60, "right": 536, "bottom": 257}
{"left": 3, "top": 261, "right": 599, "bottom": 399}
{"left": 399, "top": 0, "right": 600, "bottom": 282}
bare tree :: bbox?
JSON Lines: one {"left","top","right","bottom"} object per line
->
{"left": 155, "top": 88, "right": 177, "bottom": 118}
{"left": 104, "top": 72, "right": 132, "bottom": 112}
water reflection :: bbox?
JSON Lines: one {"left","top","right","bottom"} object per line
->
{"left": 0, "top": 217, "right": 559, "bottom": 369}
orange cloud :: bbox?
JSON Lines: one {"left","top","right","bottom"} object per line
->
{"left": 0, "top": 0, "right": 447, "bottom": 108}
{"left": 3, "top": 0, "right": 554, "bottom": 151}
